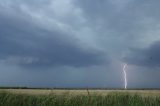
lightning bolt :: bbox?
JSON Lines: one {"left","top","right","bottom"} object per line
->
{"left": 123, "top": 64, "right": 127, "bottom": 89}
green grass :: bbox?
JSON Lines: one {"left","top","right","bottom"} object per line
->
{"left": 0, "top": 92, "right": 160, "bottom": 106}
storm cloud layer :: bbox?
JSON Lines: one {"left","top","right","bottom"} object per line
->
{"left": 0, "top": 1, "right": 106, "bottom": 68}
{"left": 0, "top": 0, "right": 160, "bottom": 88}
{"left": 124, "top": 41, "right": 160, "bottom": 68}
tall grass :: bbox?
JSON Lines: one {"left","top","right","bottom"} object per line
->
{"left": 0, "top": 92, "right": 159, "bottom": 106}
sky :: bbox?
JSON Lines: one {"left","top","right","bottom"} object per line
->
{"left": 0, "top": 0, "right": 160, "bottom": 88}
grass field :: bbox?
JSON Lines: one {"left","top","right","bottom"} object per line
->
{"left": 0, "top": 89, "right": 160, "bottom": 106}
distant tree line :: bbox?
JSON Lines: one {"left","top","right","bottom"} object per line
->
{"left": 0, "top": 86, "right": 160, "bottom": 90}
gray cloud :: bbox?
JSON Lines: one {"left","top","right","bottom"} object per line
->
{"left": 0, "top": 7, "right": 106, "bottom": 68}
{"left": 124, "top": 41, "right": 160, "bottom": 68}
{"left": 0, "top": 0, "right": 160, "bottom": 88}
{"left": 75, "top": 0, "right": 160, "bottom": 49}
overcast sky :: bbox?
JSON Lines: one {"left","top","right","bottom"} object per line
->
{"left": 0, "top": 0, "right": 160, "bottom": 88}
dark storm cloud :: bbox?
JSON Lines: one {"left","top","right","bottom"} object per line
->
{"left": 0, "top": 8, "right": 106, "bottom": 68}
{"left": 124, "top": 41, "right": 160, "bottom": 67}
{"left": 75, "top": 0, "right": 160, "bottom": 38}
{"left": 1, "top": 0, "right": 160, "bottom": 88}
{"left": 74, "top": 0, "right": 136, "bottom": 32}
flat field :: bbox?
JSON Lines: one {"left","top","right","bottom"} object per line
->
{"left": 0, "top": 89, "right": 160, "bottom": 106}
{"left": 1, "top": 89, "right": 160, "bottom": 96}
